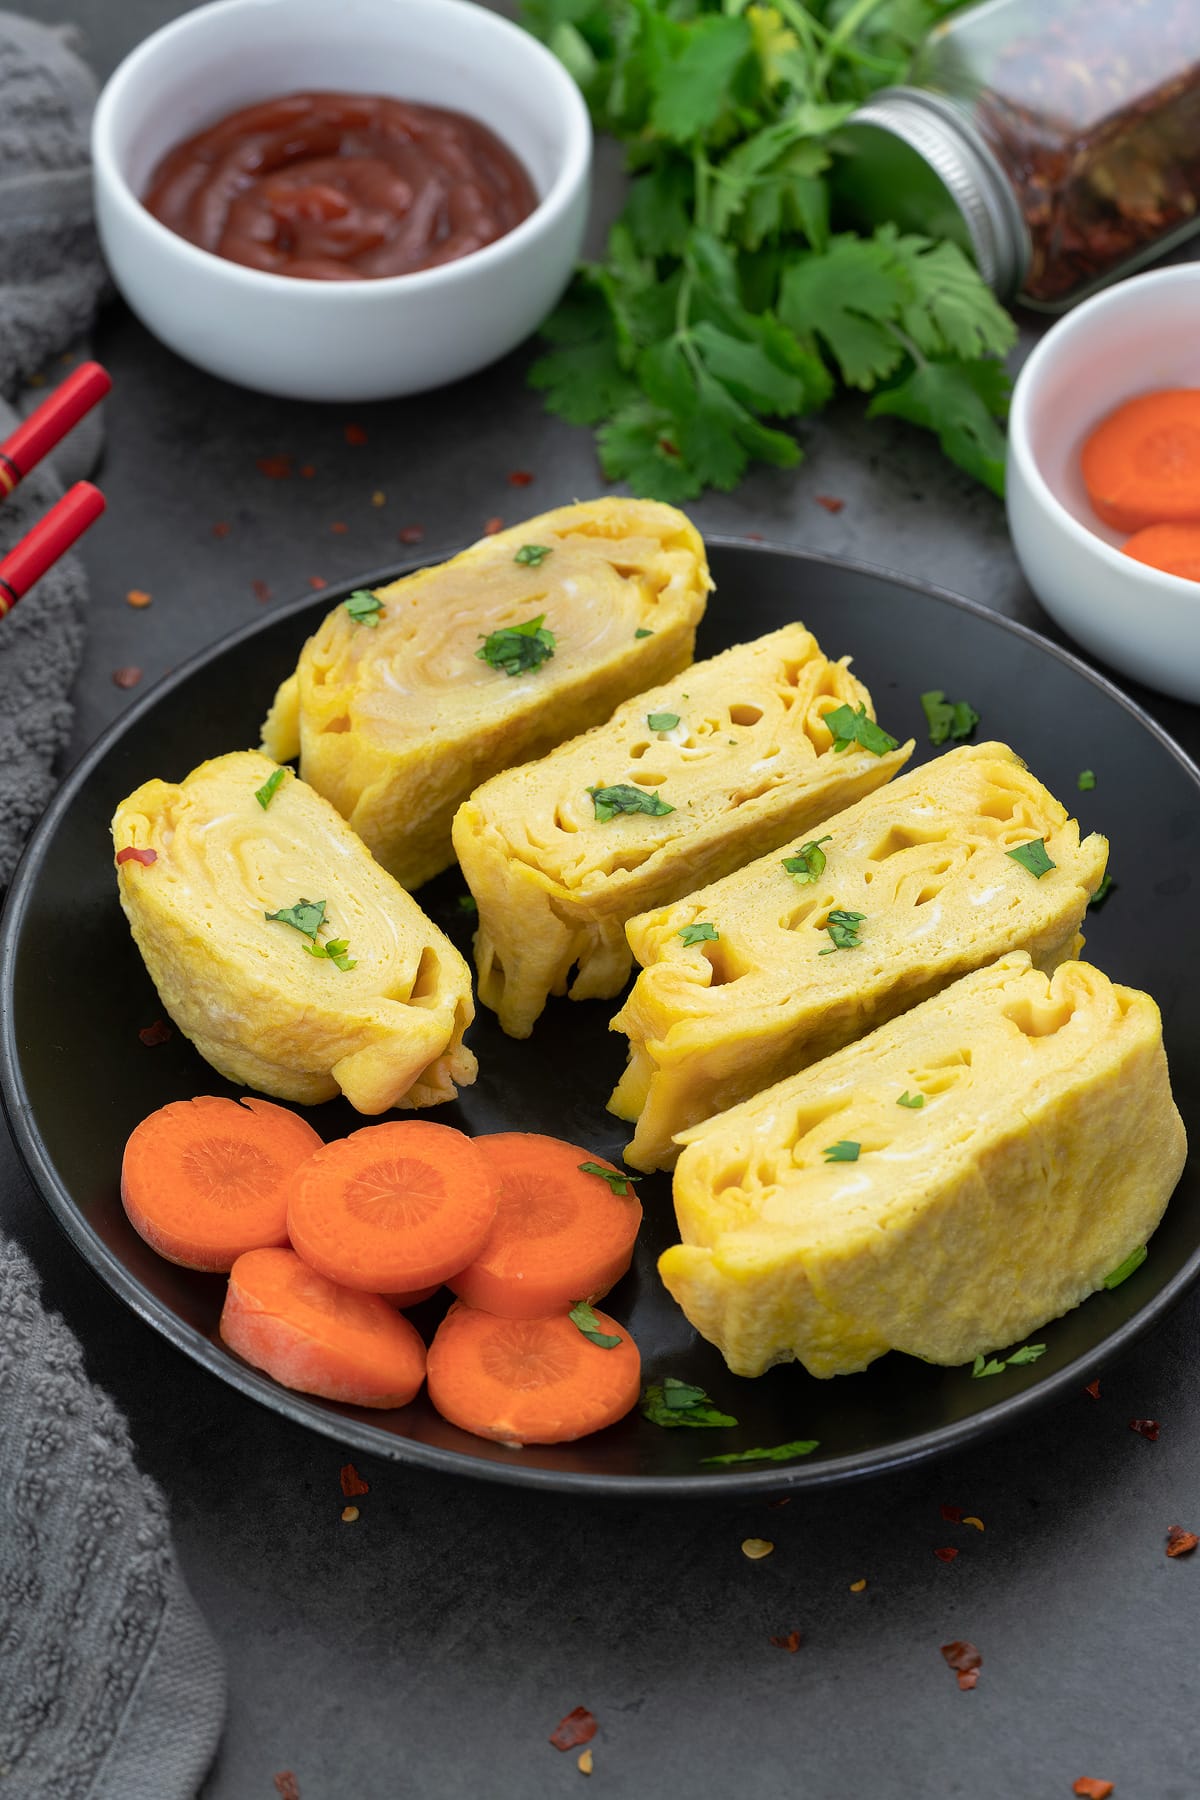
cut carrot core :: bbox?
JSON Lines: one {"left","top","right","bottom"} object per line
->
{"left": 1121, "top": 520, "right": 1200, "bottom": 583}
{"left": 121, "top": 1094, "right": 323, "bottom": 1271}
{"left": 1082, "top": 388, "right": 1200, "bottom": 531}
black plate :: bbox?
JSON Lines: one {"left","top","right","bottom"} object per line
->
{"left": 3, "top": 544, "right": 1199, "bottom": 1495}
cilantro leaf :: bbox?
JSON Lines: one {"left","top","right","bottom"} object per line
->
{"left": 344, "top": 590, "right": 384, "bottom": 626}
{"left": 1007, "top": 838, "right": 1056, "bottom": 879}
{"left": 648, "top": 710, "right": 680, "bottom": 731}
{"left": 868, "top": 356, "right": 1011, "bottom": 497}
{"left": 457, "top": 893, "right": 478, "bottom": 914}
{"left": 305, "top": 936, "right": 357, "bottom": 972}
{"left": 920, "top": 689, "right": 980, "bottom": 746}
{"left": 568, "top": 1300, "right": 623, "bottom": 1349}
{"left": 701, "top": 1439, "right": 819, "bottom": 1466}
{"left": 971, "top": 1343, "right": 1047, "bottom": 1377}
{"left": 678, "top": 921, "right": 719, "bottom": 945}
{"left": 824, "top": 702, "right": 899, "bottom": 756}
{"left": 514, "top": 544, "right": 553, "bottom": 566}
{"left": 641, "top": 1378, "right": 738, "bottom": 1429}
{"left": 645, "top": 12, "right": 753, "bottom": 144}
{"left": 1078, "top": 770, "right": 1096, "bottom": 791}
{"left": 883, "top": 228, "right": 1017, "bottom": 362}
{"left": 588, "top": 782, "right": 675, "bottom": 822}
{"left": 477, "top": 615, "right": 556, "bottom": 677}
{"left": 897, "top": 1091, "right": 924, "bottom": 1108}
{"left": 823, "top": 1139, "right": 860, "bottom": 1162}
{"left": 820, "top": 907, "right": 865, "bottom": 952}
{"left": 782, "top": 835, "right": 831, "bottom": 884}
{"left": 778, "top": 234, "right": 909, "bottom": 388}
{"left": 579, "top": 1161, "right": 640, "bottom": 1196}
{"left": 254, "top": 767, "right": 287, "bottom": 810}
{"left": 265, "top": 899, "right": 326, "bottom": 940}
{"left": 635, "top": 627, "right": 654, "bottom": 638}
{"left": 1005, "top": 1344, "right": 1047, "bottom": 1367}
{"left": 1103, "top": 1245, "right": 1147, "bottom": 1289}
{"left": 1089, "top": 871, "right": 1115, "bottom": 910}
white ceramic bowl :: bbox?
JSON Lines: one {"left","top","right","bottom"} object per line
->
{"left": 91, "top": 0, "right": 591, "bottom": 402}
{"left": 1007, "top": 264, "right": 1200, "bottom": 705}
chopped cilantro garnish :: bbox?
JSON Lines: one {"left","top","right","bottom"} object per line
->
{"left": 897, "top": 1091, "right": 924, "bottom": 1109}
{"left": 344, "top": 589, "right": 383, "bottom": 626}
{"left": 971, "top": 1343, "right": 1047, "bottom": 1378}
{"left": 1103, "top": 1245, "right": 1147, "bottom": 1289}
{"left": 920, "top": 689, "right": 979, "bottom": 746}
{"left": 641, "top": 1378, "right": 737, "bottom": 1429}
{"left": 824, "top": 702, "right": 899, "bottom": 757}
{"left": 1078, "top": 769, "right": 1096, "bottom": 791}
{"left": 514, "top": 543, "right": 552, "bottom": 566}
{"left": 782, "top": 836, "right": 831, "bottom": 885}
{"left": 254, "top": 767, "right": 287, "bottom": 810}
{"left": 819, "top": 907, "right": 865, "bottom": 953}
{"left": 823, "top": 1140, "right": 860, "bottom": 1162}
{"left": 477, "top": 614, "right": 556, "bottom": 677}
{"left": 588, "top": 782, "right": 674, "bottom": 821}
{"left": 265, "top": 899, "right": 326, "bottom": 940}
{"left": 701, "top": 1439, "right": 819, "bottom": 1466}
{"left": 457, "top": 894, "right": 478, "bottom": 914}
{"left": 1007, "top": 838, "right": 1056, "bottom": 879}
{"left": 568, "top": 1300, "right": 622, "bottom": 1348}
{"left": 634, "top": 627, "right": 654, "bottom": 638}
{"left": 305, "top": 936, "right": 357, "bottom": 972}
{"left": 1089, "top": 871, "right": 1114, "bottom": 910}
{"left": 678, "top": 921, "right": 718, "bottom": 945}
{"left": 648, "top": 710, "right": 680, "bottom": 732}
{"left": 579, "top": 1161, "right": 640, "bottom": 1196}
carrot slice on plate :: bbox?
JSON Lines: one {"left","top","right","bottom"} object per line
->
{"left": 220, "top": 1247, "right": 426, "bottom": 1408}
{"left": 121, "top": 1094, "right": 323, "bottom": 1271}
{"left": 426, "top": 1298, "right": 641, "bottom": 1445}
{"left": 287, "top": 1119, "right": 498, "bottom": 1291}
{"left": 448, "top": 1134, "right": 642, "bottom": 1319}
{"left": 1121, "top": 520, "right": 1200, "bottom": 582}
{"left": 1081, "top": 388, "right": 1200, "bottom": 531}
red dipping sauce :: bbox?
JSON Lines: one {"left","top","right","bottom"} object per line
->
{"left": 142, "top": 91, "right": 538, "bottom": 281}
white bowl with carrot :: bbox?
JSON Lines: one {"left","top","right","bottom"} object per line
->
{"left": 1007, "top": 264, "right": 1200, "bottom": 706}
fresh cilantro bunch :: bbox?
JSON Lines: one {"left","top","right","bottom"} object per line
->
{"left": 522, "top": 0, "right": 1016, "bottom": 500}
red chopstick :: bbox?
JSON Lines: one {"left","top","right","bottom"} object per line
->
{"left": 0, "top": 362, "right": 111, "bottom": 500}
{"left": 0, "top": 482, "right": 106, "bottom": 618}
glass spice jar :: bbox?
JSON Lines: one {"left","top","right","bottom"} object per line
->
{"left": 832, "top": 0, "right": 1200, "bottom": 310}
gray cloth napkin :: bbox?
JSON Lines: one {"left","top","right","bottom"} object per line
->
{"left": 0, "top": 16, "right": 227, "bottom": 1798}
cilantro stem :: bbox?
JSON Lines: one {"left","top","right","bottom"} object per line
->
{"left": 813, "top": 0, "right": 897, "bottom": 87}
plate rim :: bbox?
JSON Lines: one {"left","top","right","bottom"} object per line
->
{"left": 3, "top": 538, "right": 1199, "bottom": 1497}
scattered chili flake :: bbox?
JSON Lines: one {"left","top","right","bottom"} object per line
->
{"left": 371, "top": 490, "right": 386, "bottom": 507}
{"left": 115, "top": 846, "right": 157, "bottom": 867}
{"left": 508, "top": 469, "right": 534, "bottom": 486}
{"left": 398, "top": 524, "right": 425, "bottom": 544}
{"left": 330, "top": 521, "right": 348, "bottom": 534}
{"left": 549, "top": 1708, "right": 597, "bottom": 1752}
{"left": 849, "top": 1578, "right": 867, "bottom": 1592}
{"left": 308, "top": 576, "right": 327, "bottom": 591}
{"left": 211, "top": 521, "right": 231, "bottom": 538}
{"left": 1166, "top": 1524, "right": 1198, "bottom": 1557}
{"left": 344, "top": 423, "right": 368, "bottom": 445}
{"left": 138, "top": 1019, "right": 172, "bottom": 1046}
{"left": 940, "top": 1503, "right": 964, "bottom": 1523}
{"left": 125, "top": 587, "right": 152, "bottom": 608}
{"left": 273, "top": 1775, "right": 300, "bottom": 1800}
{"left": 484, "top": 516, "right": 504, "bottom": 535}
{"left": 933, "top": 1547, "right": 959, "bottom": 1564}
{"left": 1129, "top": 1418, "right": 1160, "bottom": 1441}
{"left": 577, "top": 1748, "right": 594, "bottom": 1776}
{"left": 257, "top": 454, "right": 293, "bottom": 479}
{"left": 340, "top": 1505, "right": 359, "bottom": 1523}
{"left": 1072, "top": 1781, "right": 1114, "bottom": 1799}
{"left": 299, "top": 463, "right": 315, "bottom": 479}
{"left": 252, "top": 579, "right": 272, "bottom": 603}
{"left": 1084, "top": 1379, "right": 1101, "bottom": 1400}
{"left": 744, "top": 530, "right": 764, "bottom": 541}
{"left": 815, "top": 494, "right": 845, "bottom": 513}
{"left": 769, "top": 1630, "right": 802, "bottom": 1652}
{"left": 766, "top": 1496, "right": 792, "bottom": 1510}
{"left": 340, "top": 1463, "right": 369, "bottom": 1498}
{"left": 112, "top": 666, "right": 143, "bottom": 689}
{"left": 742, "top": 1538, "right": 774, "bottom": 1560}
{"left": 940, "top": 1641, "right": 982, "bottom": 1690}
{"left": 962, "top": 1516, "right": 985, "bottom": 1532}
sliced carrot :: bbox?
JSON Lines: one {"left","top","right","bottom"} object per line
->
{"left": 426, "top": 1298, "right": 641, "bottom": 1445}
{"left": 1081, "top": 388, "right": 1200, "bottom": 531}
{"left": 220, "top": 1247, "right": 426, "bottom": 1407}
{"left": 448, "top": 1134, "right": 642, "bottom": 1319}
{"left": 1121, "top": 520, "right": 1200, "bottom": 582}
{"left": 287, "top": 1119, "right": 498, "bottom": 1291}
{"left": 121, "top": 1094, "right": 323, "bottom": 1272}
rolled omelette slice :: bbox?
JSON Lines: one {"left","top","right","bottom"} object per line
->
{"left": 113, "top": 750, "right": 476, "bottom": 1112}
{"left": 453, "top": 623, "right": 912, "bottom": 1038}
{"left": 661, "top": 953, "right": 1186, "bottom": 1378}
{"left": 610, "top": 742, "right": 1108, "bottom": 1170}
{"left": 259, "top": 498, "right": 713, "bottom": 890}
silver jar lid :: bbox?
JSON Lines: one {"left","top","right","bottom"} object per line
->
{"left": 836, "top": 86, "right": 1031, "bottom": 300}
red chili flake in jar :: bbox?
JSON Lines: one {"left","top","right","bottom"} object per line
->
{"left": 508, "top": 469, "right": 534, "bottom": 486}
{"left": 933, "top": 1546, "right": 959, "bottom": 1564}
{"left": 1166, "top": 1524, "right": 1199, "bottom": 1557}
{"left": 1084, "top": 1379, "right": 1101, "bottom": 1400}
{"left": 483, "top": 516, "right": 504, "bottom": 536}
{"left": 340, "top": 1463, "right": 369, "bottom": 1498}
{"left": 344, "top": 424, "right": 368, "bottom": 445}
{"left": 398, "top": 525, "right": 424, "bottom": 545}
{"left": 1129, "top": 1418, "right": 1160, "bottom": 1440}
{"left": 1073, "top": 1781, "right": 1114, "bottom": 1799}
{"left": 138, "top": 1019, "right": 172, "bottom": 1046}
{"left": 257, "top": 454, "right": 293, "bottom": 480}
{"left": 769, "top": 1630, "right": 803, "bottom": 1652}
{"left": 815, "top": 494, "right": 845, "bottom": 513}
{"left": 211, "top": 521, "right": 231, "bottom": 538}
{"left": 112, "top": 666, "right": 144, "bottom": 689}
{"left": 116, "top": 846, "right": 157, "bottom": 867}
{"left": 940, "top": 1503, "right": 964, "bottom": 1523}
{"left": 549, "top": 1708, "right": 597, "bottom": 1752}
{"left": 252, "top": 579, "right": 272, "bottom": 603}
{"left": 940, "top": 1641, "right": 981, "bottom": 1690}
{"left": 308, "top": 576, "right": 327, "bottom": 590}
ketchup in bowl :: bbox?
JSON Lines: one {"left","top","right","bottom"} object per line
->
{"left": 142, "top": 91, "right": 538, "bottom": 281}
